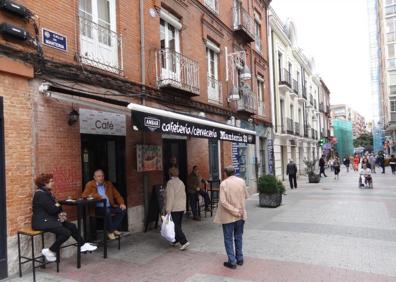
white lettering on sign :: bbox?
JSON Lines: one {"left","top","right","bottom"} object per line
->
{"left": 80, "top": 109, "right": 126, "bottom": 136}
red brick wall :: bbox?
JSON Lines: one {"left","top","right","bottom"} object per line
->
{"left": 0, "top": 73, "right": 33, "bottom": 235}
{"left": 187, "top": 138, "right": 209, "bottom": 179}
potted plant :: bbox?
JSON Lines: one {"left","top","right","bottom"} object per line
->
{"left": 304, "top": 160, "right": 321, "bottom": 183}
{"left": 257, "top": 175, "right": 285, "bottom": 208}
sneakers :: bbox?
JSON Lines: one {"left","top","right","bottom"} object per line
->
{"left": 179, "top": 241, "right": 190, "bottom": 250}
{"left": 113, "top": 230, "right": 121, "bottom": 236}
{"left": 80, "top": 242, "right": 97, "bottom": 252}
{"left": 237, "top": 260, "right": 244, "bottom": 266}
{"left": 41, "top": 248, "right": 56, "bottom": 262}
{"left": 107, "top": 232, "right": 116, "bottom": 240}
{"left": 170, "top": 241, "right": 179, "bottom": 247}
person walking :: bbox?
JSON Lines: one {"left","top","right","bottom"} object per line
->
{"left": 334, "top": 157, "right": 341, "bottom": 180}
{"left": 353, "top": 154, "right": 360, "bottom": 171}
{"left": 378, "top": 153, "right": 385, "bottom": 174}
{"left": 165, "top": 167, "right": 190, "bottom": 250}
{"left": 390, "top": 155, "right": 396, "bottom": 175}
{"left": 286, "top": 159, "right": 298, "bottom": 189}
{"left": 214, "top": 166, "right": 249, "bottom": 269}
{"left": 319, "top": 155, "right": 327, "bottom": 177}
{"left": 343, "top": 155, "right": 350, "bottom": 172}
{"left": 369, "top": 154, "right": 376, "bottom": 173}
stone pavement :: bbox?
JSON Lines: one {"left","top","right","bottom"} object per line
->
{"left": 5, "top": 167, "right": 396, "bottom": 282}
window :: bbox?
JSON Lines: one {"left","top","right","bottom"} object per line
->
{"left": 257, "top": 75, "right": 264, "bottom": 115}
{"left": 278, "top": 51, "right": 283, "bottom": 82}
{"left": 254, "top": 20, "right": 262, "bottom": 52}
{"left": 204, "top": 0, "right": 218, "bottom": 13}
{"left": 160, "top": 11, "right": 181, "bottom": 75}
{"left": 391, "top": 100, "right": 396, "bottom": 111}
{"left": 206, "top": 40, "right": 220, "bottom": 102}
{"left": 290, "top": 104, "right": 294, "bottom": 119}
{"left": 79, "top": 0, "right": 119, "bottom": 71}
{"left": 390, "top": 85, "right": 396, "bottom": 95}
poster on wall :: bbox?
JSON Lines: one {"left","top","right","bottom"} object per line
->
{"left": 267, "top": 139, "right": 274, "bottom": 175}
{"left": 232, "top": 142, "right": 240, "bottom": 176}
{"left": 136, "top": 145, "right": 163, "bottom": 172}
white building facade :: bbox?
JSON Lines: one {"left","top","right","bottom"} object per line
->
{"left": 268, "top": 9, "right": 321, "bottom": 180}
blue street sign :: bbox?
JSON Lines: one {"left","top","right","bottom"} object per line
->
{"left": 42, "top": 28, "right": 67, "bottom": 52}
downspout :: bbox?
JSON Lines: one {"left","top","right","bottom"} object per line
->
{"left": 139, "top": 0, "right": 149, "bottom": 222}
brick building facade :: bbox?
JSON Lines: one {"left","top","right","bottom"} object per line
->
{"left": 0, "top": 0, "right": 272, "bottom": 277}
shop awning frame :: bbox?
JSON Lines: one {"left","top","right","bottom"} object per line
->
{"left": 127, "top": 103, "right": 256, "bottom": 144}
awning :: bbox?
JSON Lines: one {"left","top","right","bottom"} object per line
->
{"left": 127, "top": 103, "right": 256, "bottom": 144}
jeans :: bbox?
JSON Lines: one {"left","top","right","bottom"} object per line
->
{"left": 45, "top": 221, "right": 84, "bottom": 252}
{"left": 96, "top": 207, "right": 126, "bottom": 232}
{"left": 320, "top": 166, "right": 327, "bottom": 177}
{"left": 189, "top": 190, "right": 211, "bottom": 217}
{"left": 222, "top": 220, "right": 245, "bottom": 265}
{"left": 288, "top": 174, "right": 297, "bottom": 189}
{"left": 171, "top": 211, "right": 187, "bottom": 245}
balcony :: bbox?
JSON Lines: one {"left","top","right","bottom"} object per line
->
{"left": 306, "top": 94, "right": 313, "bottom": 108}
{"left": 290, "top": 79, "right": 299, "bottom": 99}
{"left": 304, "top": 124, "right": 310, "bottom": 138}
{"left": 391, "top": 112, "right": 396, "bottom": 121}
{"left": 295, "top": 122, "right": 300, "bottom": 136}
{"left": 279, "top": 69, "right": 292, "bottom": 92}
{"left": 287, "top": 118, "right": 294, "bottom": 134}
{"left": 298, "top": 85, "right": 307, "bottom": 103}
{"left": 78, "top": 14, "right": 123, "bottom": 74}
{"left": 233, "top": 5, "right": 255, "bottom": 42}
{"left": 319, "top": 102, "right": 325, "bottom": 112}
{"left": 207, "top": 76, "right": 223, "bottom": 105}
{"left": 237, "top": 87, "right": 257, "bottom": 114}
{"left": 156, "top": 49, "right": 200, "bottom": 96}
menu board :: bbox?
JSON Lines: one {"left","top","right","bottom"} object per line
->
{"left": 232, "top": 142, "right": 240, "bottom": 176}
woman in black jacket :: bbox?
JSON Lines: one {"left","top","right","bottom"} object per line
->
{"left": 32, "top": 173, "right": 97, "bottom": 262}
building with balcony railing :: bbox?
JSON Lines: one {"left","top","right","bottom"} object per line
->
{"left": 0, "top": 0, "right": 273, "bottom": 276}
{"left": 269, "top": 7, "right": 324, "bottom": 180}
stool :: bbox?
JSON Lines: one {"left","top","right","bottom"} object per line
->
{"left": 17, "top": 228, "right": 59, "bottom": 282}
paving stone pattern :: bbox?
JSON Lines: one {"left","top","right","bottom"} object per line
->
{"left": 5, "top": 168, "right": 396, "bottom": 281}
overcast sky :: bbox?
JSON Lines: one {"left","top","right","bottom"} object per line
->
{"left": 271, "top": 0, "right": 372, "bottom": 120}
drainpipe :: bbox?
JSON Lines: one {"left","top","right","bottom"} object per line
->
{"left": 139, "top": 0, "right": 149, "bottom": 222}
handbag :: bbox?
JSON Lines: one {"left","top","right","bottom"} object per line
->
{"left": 58, "top": 212, "right": 68, "bottom": 223}
{"left": 160, "top": 213, "right": 175, "bottom": 242}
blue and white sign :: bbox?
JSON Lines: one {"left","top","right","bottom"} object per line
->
{"left": 42, "top": 28, "right": 67, "bottom": 52}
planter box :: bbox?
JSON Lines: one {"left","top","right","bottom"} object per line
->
{"left": 308, "top": 173, "right": 321, "bottom": 183}
{"left": 259, "top": 193, "right": 282, "bottom": 208}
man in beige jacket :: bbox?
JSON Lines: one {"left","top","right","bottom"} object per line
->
{"left": 214, "top": 165, "right": 249, "bottom": 269}
{"left": 165, "top": 167, "right": 190, "bottom": 250}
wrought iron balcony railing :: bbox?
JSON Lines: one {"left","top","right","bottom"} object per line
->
{"left": 207, "top": 76, "right": 223, "bottom": 105}
{"left": 237, "top": 88, "right": 257, "bottom": 114}
{"left": 156, "top": 48, "right": 200, "bottom": 95}
{"left": 78, "top": 14, "right": 123, "bottom": 74}
{"left": 279, "top": 69, "right": 292, "bottom": 88}
{"left": 292, "top": 79, "right": 299, "bottom": 94}
{"left": 233, "top": 4, "right": 255, "bottom": 42}
{"left": 319, "top": 102, "right": 324, "bottom": 112}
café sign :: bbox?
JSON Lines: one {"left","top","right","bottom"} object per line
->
{"left": 80, "top": 109, "right": 126, "bottom": 136}
{"left": 132, "top": 110, "right": 255, "bottom": 144}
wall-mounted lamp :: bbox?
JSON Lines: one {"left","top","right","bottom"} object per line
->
{"left": 68, "top": 109, "right": 79, "bottom": 126}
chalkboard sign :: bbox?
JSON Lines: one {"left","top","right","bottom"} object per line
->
{"left": 144, "top": 184, "right": 165, "bottom": 232}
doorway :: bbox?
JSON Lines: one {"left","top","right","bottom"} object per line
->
{"left": 0, "top": 98, "right": 7, "bottom": 279}
{"left": 81, "top": 134, "right": 128, "bottom": 230}
{"left": 163, "top": 139, "right": 187, "bottom": 185}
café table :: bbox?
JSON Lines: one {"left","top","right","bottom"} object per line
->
{"left": 58, "top": 198, "right": 107, "bottom": 268}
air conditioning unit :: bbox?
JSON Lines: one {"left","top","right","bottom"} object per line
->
{"left": 0, "top": 23, "right": 28, "bottom": 40}
{"left": 0, "top": 0, "right": 32, "bottom": 18}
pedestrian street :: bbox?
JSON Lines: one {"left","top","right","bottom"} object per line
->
{"left": 6, "top": 167, "right": 396, "bottom": 282}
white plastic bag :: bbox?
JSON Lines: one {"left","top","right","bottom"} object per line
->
{"left": 160, "top": 213, "right": 175, "bottom": 242}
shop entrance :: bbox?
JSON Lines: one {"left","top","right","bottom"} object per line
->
{"left": 208, "top": 140, "right": 220, "bottom": 180}
{"left": 81, "top": 134, "right": 128, "bottom": 230}
{"left": 163, "top": 138, "right": 187, "bottom": 185}
{"left": 0, "top": 98, "right": 7, "bottom": 279}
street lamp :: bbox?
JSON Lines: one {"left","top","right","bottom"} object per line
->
{"left": 225, "top": 48, "right": 251, "bottom": 101}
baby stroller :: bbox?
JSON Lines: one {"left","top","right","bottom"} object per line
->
{"left": 358, "top": 174, "right": 373, "bottom": 189}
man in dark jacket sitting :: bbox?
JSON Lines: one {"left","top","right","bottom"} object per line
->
{"left": 286, "top": 160, "right": 298, "bottom": 189}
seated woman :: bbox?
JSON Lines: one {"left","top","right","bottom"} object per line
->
{"left": 32, "top": 173, "right": 97, "bottom": 262}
